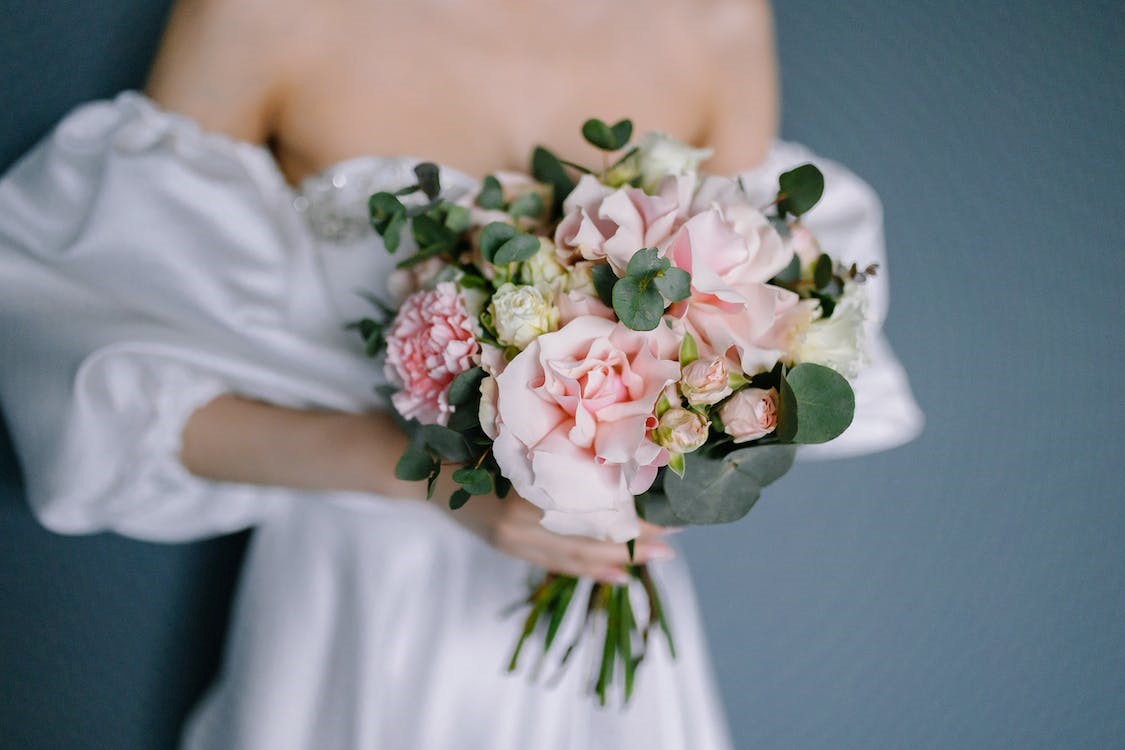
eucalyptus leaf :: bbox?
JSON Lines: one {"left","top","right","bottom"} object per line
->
{"left": 383, "top": 211, "right": 406, "bottom": 253}
{"left": 449, "top": 488, "right": 471, "bottom": 510}
{"left": 611, "top": 119, "right": 634, "bottom": 149}
{"left": 369, "top": 192, "right": 405, "bottom": 232}
{"left": 582, "top": 118, "right": 618, "bottom": 150}
{"left": 780, "top": 363, "right": 855, "bottom": 444}
{"left": 612, "top": 277, "right": 664, "bottom": 331}
{"left": 663, "top": 444, "right": 797, "bottom": 525}
{"left": 452, "top": 467, "right": 493, "bottom": 495}
{"left": 531, "top": 147, "right": 575, "bottom": 216}
{"left": 420, "top": 424, "right": 472, "bottom": 461}
{"left": 443, "top": 203, "right": 471, "bottom": 233}
{"left": 777, "top": 163, "right": 825, "bottom": 217}
{"left": 813, "top": 253, "right": 834, "bottom": 290}
{"left": 395, "top": 444, "right": 436, "bottom": 482}
{"left": 479, "top": 222, "right": 518, "bottom": 264}
{"left": 653, "top": 267, "right": 691, "bottom": 301}
{"left": 509, "top": 192, "right": 543, "bottom": 219}
{"left": 591, "top": 264, "right": 618, "bottom": 307}
{"left": 774, "top": 253, "right": 801, "bottom": 284}
{"left": 476, "top": 175, "right": 505, "bottom": 210}
{"left": 493, "top": 233, "right": 541, "bottom": 265}
{"left": 411, "top": 214, "right": 454, "bottom": 252}
{"left": 413, "top": 162, "right": 442, "bottom": 200}
{"left": 447, "top": 366, "right": 486, "bottom": 406}
{"left": 625, "top": 247, "right": 669, "bottom": 278}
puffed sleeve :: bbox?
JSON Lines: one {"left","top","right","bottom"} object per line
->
{"left": 0, "top": 93, "right": 361, "bottom": 541}
{"left": 737, "top": 141, "right": 925, "bottom": 458}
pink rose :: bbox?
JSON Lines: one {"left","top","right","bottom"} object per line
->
{"left": 719, "top": 388, "right": 779, "bottom": 443}
{"left": 384, "top": 282, "right": 479, "bottom": 425}
{"left": 667, "top": 182, "right": 798, "bottom": 374}
{"left": 554, "top": 175, "right": 680, "bottom": 274}
{"left": 654, "top": 408, "right": 709, "bottom": 454}
{"left": 679, "top": 356, "right": 734, "bottom": 406}
{"left": 492, "top": 316, "right": 681, "bottom": 542}
{"left": 554, "top": 288, "right": 615, "bottom": 325}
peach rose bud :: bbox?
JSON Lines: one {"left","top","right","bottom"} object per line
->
{"left": 654, "top": 408, "right": 709, "bottom": 454}
{"left": 719, "top": 388, "right": 779, "bottom": 443}
{"left": 680, "top": 357, "right": 734, "bottom": 406}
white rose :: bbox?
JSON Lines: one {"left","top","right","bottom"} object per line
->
{"left": 636, "top": 132, "right": 713, "bottom": 192}
{"left": 654, "top": 408, "right": 709, "bottom": 454}
{"left": 519, "top": 237, "right": 566, "bottom": 287}
{"left": 478, "top": 374, "right": 500, "bottom": 439}
{"left": 794, "top": 283, "right": 868, "bottom": 379}
{"left": 489, "top": 283, "right": 559, "bottom": 349}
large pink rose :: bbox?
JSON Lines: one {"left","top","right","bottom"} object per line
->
{"left": 384, "top": 282, "right": 479, "bottom": 425}
{"left": 554, "top": 174, "right": 681, "bottom": 274}
{"left": 667, "top": 179, "right": 797, "bottom": 374}
{"left": 492, "top": 316, "right": 681, "bottom": 542}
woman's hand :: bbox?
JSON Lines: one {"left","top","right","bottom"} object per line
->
{"left": 444, "top": 492, "right": 675, "bottom": 584}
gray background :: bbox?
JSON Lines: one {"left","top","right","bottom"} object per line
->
{"left": 0, "top": 1, "right": 1121, "bottom": 748}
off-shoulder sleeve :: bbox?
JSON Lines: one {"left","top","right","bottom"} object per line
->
{"left": 737, "top": 141, "right": 924, "bottom": 459}
{"left": 0, "top": 93, "right": 349, "bottom": 541}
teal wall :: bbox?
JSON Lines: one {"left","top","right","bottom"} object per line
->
{"left": 1, "top": 2, "right": 1122, "bottom": 747}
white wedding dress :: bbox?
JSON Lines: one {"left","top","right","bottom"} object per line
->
{"left": 0, "top": 92, "right": 922, "bottom": 749}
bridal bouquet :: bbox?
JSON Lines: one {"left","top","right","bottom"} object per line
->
{"left": 353, "top": 119, "right": 875, "bottom": 704}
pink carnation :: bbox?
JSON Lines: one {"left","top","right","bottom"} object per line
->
{"left": 492, "top": 316, "right": 681, "bottom": 542}
{"left": 385, "top": 282, "right": 479, "bottom": 425}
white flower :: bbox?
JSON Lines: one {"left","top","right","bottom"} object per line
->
{"left": 794, "top": 283, "right": 868, "bottom": 379}
{"left": 489, "top": 283, "right": 559, "bottom": 349}
{"left": 478, "top": 374, "right": 500, "bottom": 439}
{"left": 519, "top": 238, "right": 566, "bottom": 287}
{"left": 636, "top": 132, "right": 713, "bottom": 192}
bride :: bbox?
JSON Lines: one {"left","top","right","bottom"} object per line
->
{"left": 0, "top": 0, "right": 921, "bottom": 747}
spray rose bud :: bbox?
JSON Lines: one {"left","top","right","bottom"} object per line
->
{"left": 519, "top": 238, "right": 566, "bottom": 286}
{"left": 636, "top": 132, "right": 713, "bottom": 192}
{"left": 680, "top": 357, "right": 734, "bottom": 406}
{"left": 788, "top": 223, "right": 821, "bottom": 266}
{"left": 719, "top": 388, "right": 779, "bottom": 443}
{"left": 654, "top": 408, "right": 709, "bottom": 454}
{"left": 489, "top": 283, "right": 559, "bottom": 349}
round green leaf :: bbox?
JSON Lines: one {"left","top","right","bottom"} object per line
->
{"left": 413, "top": 162, "right": 442, "bottom": 200}
{"left": 591, "top": 263, "right": 618, "bottom": 307}
{"left": 653, "top": 267, "right": 691, "bottom": 302}
{"left": 479, "top": 222, "right": 517, "bottom": 264}
{"left": 395, "top": 444, "right": 437, "bottom": 481}
{"left": 612, "top": 277, "right": 664, "bottom": 331}
{"left": 782, "top": 363, "right": 855, "bottom": 444}
{"left": 777, "top": 163, "right": 825, "bottom": 216}
{"left": 476, "top": 175, "right": 505, "bottom": 210}
{"left": 447, "top": 366, "right": 486, "bottom": 406}
{"left": 493, "top": 233, "right": 541, "bottom": 265}
{"left": 610, "top": 119, "right": 633, "bottom": 149}
{"left": 813, "top": 253, "right": 834, "bottom": 290}
{"left": 531, "top": 147, "right": 575, "bottom": 216}
{"left": 662, "top": 444, "right": 797, "bottom": 525}
{"left": 448, "top": 488, "right": 472, "bottom": 509}
{"left": 625, "top": 247, "right": 669, "bottom": 279}
{"left": 582, "top": 118, "right": 618, "bottom": 150}
{"left": 452, "top": 467, "right": 494, "bottom": 496}
{"left": 420, "top": 424, "right": 472, "bottom": 461}
{"left": 509, "top": 192, "right": 543, "bottom": 219}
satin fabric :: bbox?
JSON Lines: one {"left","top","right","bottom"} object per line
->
{"left": 0, "top": 92, "right": 921, "bottom": 749}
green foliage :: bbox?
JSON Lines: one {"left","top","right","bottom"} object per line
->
{"left": 581, "top": 118, "right": 633, "bottom": 151}
{"left": 679, "top": 331, "right": 700, "bottom": 366}
{"left": 662, "top": 444, "right": 797, "bottom": 524}
{"left": 777, "top": 163, "right": 825, "bottom": 217}
{"left": 531, "top": 147, "right": 575, "bottom": 216}
{"left": 419, "top": 424, "right": 472, "bottom": 461}
{"left": 492, "top": 233, "right": 541, "bottom": 265}
{"left": 443, "top": 203, "right": 471, "bottom": 233}
{"left": 813, "top": 253, "right": 834, "bottom": 290}
{"left": 774, "top": 253, "right": 801, "bottom": 284}
{"left": 395, "top": 444, "right": 437, "bottom": 482}
{"left": 479, "top": 222, "right": 518, "bottom": 264}
{"left": 591, "top": 264, "right": 618, "bottom": 307}
{"left": 448, "top": 488, "right": 471, "bottom": 509}
{"left": 476, "top": 175, "right": 505, "bottom": 210}
{"left": 369, "top": 192, "right": 408, "bottom": 252}
{"left": 452, "top": 467, "right": 493, "bottom": 496}
{"left": 413, "top": 162, "right": 442, "bottom": 200}
{"left": 447, "top": 367, "right": 485, "bottom": 406}
{"left": 610, "top": 248, "right": 692, "bottom": 331}
{"left": 776, "top": 363, "right": 855, "bottom": 444}
{"left": 509, "top": 192, "right": 543, "bottom": 219}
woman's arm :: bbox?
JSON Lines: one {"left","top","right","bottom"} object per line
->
{"left": 181, "top": 397, "right": 673, "bottom": 583}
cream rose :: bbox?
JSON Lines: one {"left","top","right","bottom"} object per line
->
{"left": 635, "top": 132, "right": 713, "bottom": 193}
{"left": 489, "top": 283, "right": 559, "bottom": 349}
{"left": 793, "top": 283, "right": 868, "bottom": 379}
